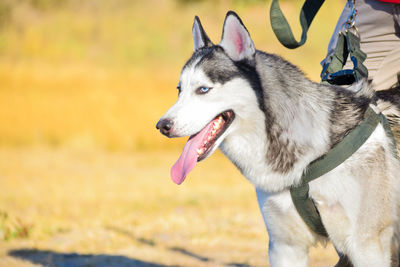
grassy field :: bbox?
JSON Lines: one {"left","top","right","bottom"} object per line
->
{"left": 0, "top": 0, "right": 343, "bottom": 266}
{"left": 0, "top": 147, "right": 338, "bottom": 266}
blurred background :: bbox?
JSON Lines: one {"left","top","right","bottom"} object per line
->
{"left": 0, "top": 0, "right": 343, "bottom": 266}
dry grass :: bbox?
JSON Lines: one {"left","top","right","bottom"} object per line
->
{"left": 0, "top": 63, "right": 178, "bottom": 151}
{"left": 0, "top": 0, "right": 344, "bottom": 265}
{"left": 0, "top": 147, "right": 338, "bottom": 266}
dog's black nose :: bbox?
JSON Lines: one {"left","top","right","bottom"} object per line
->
{"left": 156, "top": 119, "right": 173, "bottom": 136}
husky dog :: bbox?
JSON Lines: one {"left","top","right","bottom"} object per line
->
{"left": 156, "top": 11, "right": 400, "bottom": 267}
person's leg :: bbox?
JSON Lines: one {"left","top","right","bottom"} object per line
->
{"left": 348, "top": 0, "right": 400, "bottom": 90}
{"left": 372, "top": 46, "right": 400, "bottom": 90}
{"left": 370, "top": 4, "right": 400, "bottom": 90}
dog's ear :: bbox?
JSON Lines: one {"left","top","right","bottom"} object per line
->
{"left": 192, "top": 16, "right": 213, "bottom": 51}
{"left": 219, "top": 11, "right": 255, "bottom": 62}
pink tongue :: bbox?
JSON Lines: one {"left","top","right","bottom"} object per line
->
{"left": 170, "top": 122, "right": 214, "bottom": 185}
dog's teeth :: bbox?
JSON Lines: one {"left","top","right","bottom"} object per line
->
{"left": 213, "top": 121, "right": 220, "bottom": 130}
{"left": 196, "top": 148, "right": 203, "bottom": 155}
{"left": 207, "top": 136, "right": 212, "bottom": 141}
{"left": 211, "top": 129, "right": 216, "bottom": 135}
{"left": 218, "top": 116, "right": 223, "bottom": 123}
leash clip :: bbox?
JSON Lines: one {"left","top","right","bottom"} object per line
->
{"left": 342, "top": 0, "right": 357, "bottom": 33}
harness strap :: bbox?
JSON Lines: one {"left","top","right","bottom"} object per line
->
{"left": 346, "top": 31, "right": 368, "bottom": 81}
{"left": 270, "top": 0, "right": 325, "bottom": 49}
{"left": 322, "top": 33, "right": 348, "bottom": 76}
{"left": 320, "top": 31, "right": 368, "bottom": 85}
{"left": 270, "top": 0, "right": 396, "bottom": 237}
{"left": 290, "top": 106, "right": 395, "bottom": 237}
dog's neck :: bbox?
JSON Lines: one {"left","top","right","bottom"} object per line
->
{"left": 220, "top": 84, "right": 332, "bottom": 192}
{"left": 221, "top": 52, "right": 371, "bottom": 192}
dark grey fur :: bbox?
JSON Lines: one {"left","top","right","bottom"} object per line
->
{"left": 377, "top": 86, "right": 400, "bottom": 148}
{"left": 329, "top": 87, "right": 371, "bottom": 147}
{"left": 255, "top": 52, "right": 308, "bottom": 173}
{"left": 199, "top": 46, "right": 241, "bottom": 84}
{"left": 193, "top": 16, "right": 213, "bottom": 49}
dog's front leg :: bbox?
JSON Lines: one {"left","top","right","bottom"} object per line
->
{"left": 256, "top": 188, "right": 315, "bottom": 267}
{"left": 268, "top": 240, "right": 309, "bottom": 267}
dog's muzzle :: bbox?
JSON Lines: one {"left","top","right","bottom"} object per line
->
{"left": 156, "top": 118, "right": 174, "bottom": 137}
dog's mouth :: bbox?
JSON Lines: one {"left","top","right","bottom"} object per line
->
{"left": 197, "top": 110, "right": 235, "bottom": 161}
{"left": 171, "top": 110, "right": 235, "bottom": 185}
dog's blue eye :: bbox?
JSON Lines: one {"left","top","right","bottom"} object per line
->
{"left": 196, "top": 86, "right": 211, "bottom": 94}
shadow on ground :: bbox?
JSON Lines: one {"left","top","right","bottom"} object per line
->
{"left": 8, "top": 226, "right": 252, "bottom": 267}
{"left": 9, "top": 247, "right": 251, "bottom": 267}
{"left": 9, "top": 249, "right": 172, "bottom": 267}
{"left": 106, "top": 226, "right": 251, "bottom": 267}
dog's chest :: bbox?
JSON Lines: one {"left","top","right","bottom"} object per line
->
{"left": 220, "top": 124, "right": 268, "bottom": 180}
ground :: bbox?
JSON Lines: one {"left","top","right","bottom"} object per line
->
{"left": 0, "top": 147, "right": 338, "bottom": 266}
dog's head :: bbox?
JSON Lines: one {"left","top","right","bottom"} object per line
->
{"left": 157, "top": 11, "right": 259, "bottom": 184}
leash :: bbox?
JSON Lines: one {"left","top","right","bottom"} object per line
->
{"left": 269, "top": 0, "right": 325, "bottom": 49}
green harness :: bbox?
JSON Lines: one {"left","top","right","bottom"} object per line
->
{"left": 290, "top": 106, "right": 396, "bottom": 237}
{"left": 270, "top": 0, "right": 398, "bottom": 236}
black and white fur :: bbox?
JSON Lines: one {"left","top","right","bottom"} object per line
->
{"left": 158, "top": 11, "right": 400, "bottom": 267}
